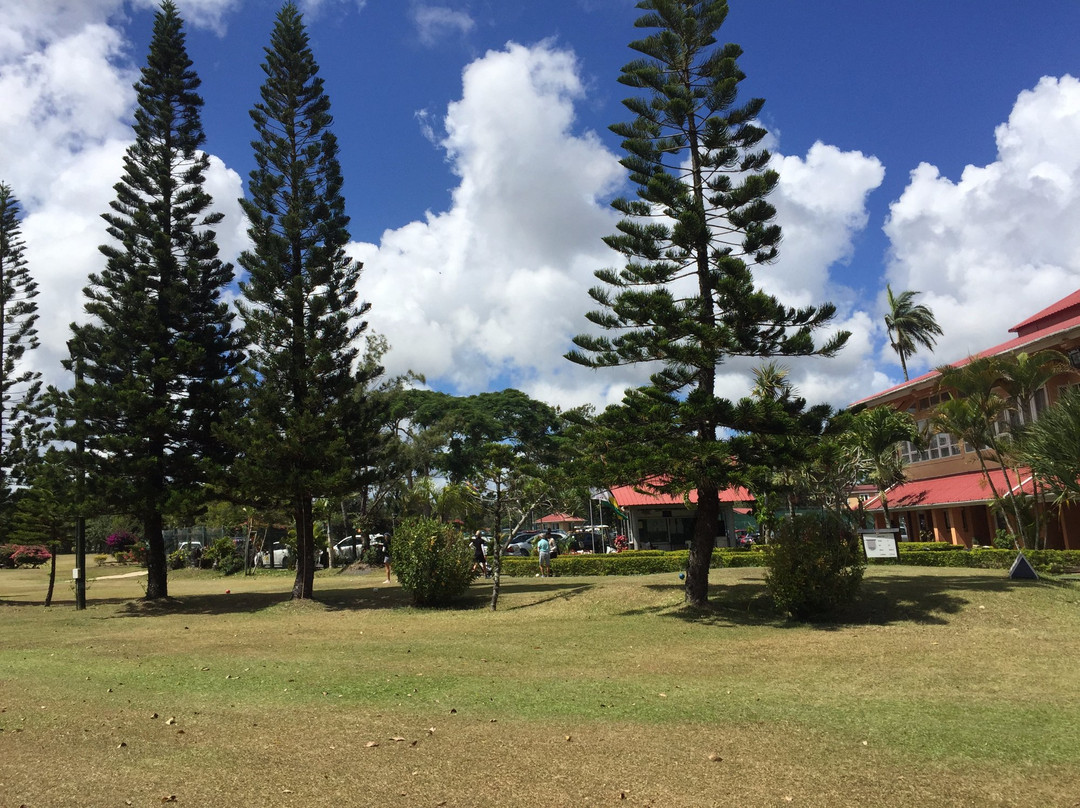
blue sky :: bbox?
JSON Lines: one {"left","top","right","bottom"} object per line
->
{"left": 4, "top": 0, "right": 1080, "bottom": 411}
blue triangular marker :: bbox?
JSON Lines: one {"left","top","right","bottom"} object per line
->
{"left": 1009, "top": 552, "right": 1039, "bottom": 580}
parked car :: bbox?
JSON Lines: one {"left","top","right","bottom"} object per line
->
{"left": 258, "top": 542, "right": 291, "bottom": 568}
{"left": 332, "top": 535, "right": 365, "bottom": 564}
{"left": 504, "top": 530, "right": 565, "bottom": 556}
{"left": 570, "top": 530, "right": 609, "bottom": 553}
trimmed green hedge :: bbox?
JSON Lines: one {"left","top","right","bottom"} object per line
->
{"left": 897, "top": 541, "right": 966, "bottom": 552}
{"left": 497, "top": 547, "right": 1080, "bottom": 577}
{"left": 499, "top": 549, "right": 768, "bottom": 577}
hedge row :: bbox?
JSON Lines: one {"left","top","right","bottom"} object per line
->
{"left": 873, "top": 548, "right": 1080, "bottom": 574}
{"left": 496, "top": 547, "right": 1080, "bottom": 577}
{"left": 499, "top": 548, "right": 763, "bottom": 577}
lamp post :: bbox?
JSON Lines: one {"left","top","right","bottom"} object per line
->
{"left": 66, "top": 339, "right": 86, "bottom": 611}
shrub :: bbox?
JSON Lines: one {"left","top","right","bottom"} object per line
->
{"left": 898, "top": 541, "right": 965, "bottom": 552}
{"left": 7, "top": 545, "right": 52, "bottom": 567}
{"left": 0, "top": 544, "right": 15, "bottom": 568}
{"left": 94, "top": 554, "right": 109, "bottom": 567}
{"left": 105, "top": 531, "right": 139, "bottom": 553}
{"left": 765, "top": 513, "right": 865, "bottom": 620}
{"left": 202, "top": 537, "right": 245, "bottom": 576}
{"left": 992, "top": 530, "right": 1017, "bottom": 550}
{"left": 392, "top": 518, "right": 473, "bottom": 606}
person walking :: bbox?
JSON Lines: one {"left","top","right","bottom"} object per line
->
{"left": 471, "top": 530, "right": 489, "bottom": 578}
{"left": 536, "top": 529, "right": 553, "bottom": 578}
{"left": 382, "top": 535, "right": 392, "bottom": 583}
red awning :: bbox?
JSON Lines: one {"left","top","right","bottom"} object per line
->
{"left": 864, "top": 468, "right": 1033, "bottom": 511}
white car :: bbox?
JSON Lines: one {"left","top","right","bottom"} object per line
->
{"left": 332, "top": 534, "right": 384, "bottom": 564}
{"left": 257, "top": 542, "right": 291, "bottom": 568}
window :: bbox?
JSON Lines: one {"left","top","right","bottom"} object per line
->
{"left": 899, "top": 419, "right": 961, "bottom": 464}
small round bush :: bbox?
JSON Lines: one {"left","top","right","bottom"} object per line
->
{"left": 203, "top": 537, "right": 244, "bottom": 576}
{"left": 392, "top": 518, "right": 473, "bottom": 607}
{"left": 765, "top": 512, "right": 865, "bottom": 620}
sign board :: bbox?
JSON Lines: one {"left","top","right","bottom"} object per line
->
{"left": 861, "top": 532, "right": 899, "bottom": 559}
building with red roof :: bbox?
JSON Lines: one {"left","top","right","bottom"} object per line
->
{"left": 608, "top": 481, "right": 753, "bottom": 550}
{"left": 857, "top": 289, "right": 1080, "bottom": 548}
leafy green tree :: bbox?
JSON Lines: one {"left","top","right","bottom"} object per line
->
{"left": 1019, "top": 387, "right": 1080, "bottom": 505}
{"left": 568, "top": 0, "right": 847, "bottom": 607}
{"left": 932, "top": 356, "right": 1029, "bottom": 545}
{"left": 11, "top": 449, "right": 75, "bottom": 606}
{"left": 234, "top": 2, "right": 376, "bottom": 600}
{"left": 0, "top": 183, "right": 42, "bottom": 531}
{"left": 996, "top": 350, "right": 1069, "bottom": 548}
{"left": 845, "top": 406, "right": 921, "bottom": 530}
{"left": 885, "top": 285, "right": 943, "bottom": 381}
{"left": 63, "top": 1, "right": 241, "bottom": 599}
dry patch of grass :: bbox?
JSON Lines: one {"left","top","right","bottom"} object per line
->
{"left": 2, "top": 560, "right": 1079, "bottom": 806}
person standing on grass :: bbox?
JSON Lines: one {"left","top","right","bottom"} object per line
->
{"left": 471, "top": 530, "right": 489, "bottom": 578}
{"left": 382, "top": 535, "right": 392, "bottom": 583}
{"left": 536, "top": 529, "right": 553, "bottom": 577}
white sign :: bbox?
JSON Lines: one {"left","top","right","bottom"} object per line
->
{"left": 861, "top": 534, "right": 899, "bottom": 559}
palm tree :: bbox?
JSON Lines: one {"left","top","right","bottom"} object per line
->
{"left": 1019, "top": 387, "right": 1080, "bottom": 505}
{"left": 932, "top": 356, "right": 1025, "bottom": 545}
{"left": 996, "top": 350, "right": 1070, "bottom": 548}
{"left": 846, "top": 406, "right": 922, "bottom": 530}
{"left": 885, "top": 285, "right": 944, "bottom": 381}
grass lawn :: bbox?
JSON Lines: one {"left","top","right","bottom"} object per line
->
{"left": 2, "top": 557, "right": 1079, "bottom": 807}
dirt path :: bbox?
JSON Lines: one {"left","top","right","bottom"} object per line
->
{"left": 94, "top": 569, "right": 149, "bottom": 580}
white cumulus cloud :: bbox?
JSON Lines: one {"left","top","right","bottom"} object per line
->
{"left": 883, "top": 74, "right": 1080, "bottom": 378}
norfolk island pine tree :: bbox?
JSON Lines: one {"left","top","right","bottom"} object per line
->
{"left": 62, "top": 1, "right": 241, "bottom": 600}
{"left": 567, "top": 0, "right": 848, "bottom": 607}
{"left": 0, "top": 183, "right": 43, "bottom": 531}
{"left": 232, "top": 3, "right": 378, "bottom": 600}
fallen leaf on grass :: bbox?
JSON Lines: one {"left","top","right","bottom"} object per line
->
{"left": 390, "top": 736, "right": 406, "bottom": 742}
{"left": 166, "top": 717, "right": 176, "bottom": 725}
{"left": 365, "top": 741, "right": 379, "bottom": 748}
{"left": 707, "top": 753, "right": 722, "bottom": 762}
{"left": 427, "top": 727, "right": 436, "bottom": 735}
{"left": 162, "top": 796, "right": 177, "bottom": 803}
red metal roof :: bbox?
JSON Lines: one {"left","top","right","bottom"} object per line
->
{"left": 537, "top": 512, "right": 583, "bottom": 524}
{"left": 851, "top": 302, "right": 1080, "bottom": 408}
{"left": 610, "top": 482, "right": 753, "bottom": 508}
{"left": 1010, "top": 288, "right": 1080, "bottom": 336}
{"left": 864, "top": 468, "right": 1033, "bottom": 511}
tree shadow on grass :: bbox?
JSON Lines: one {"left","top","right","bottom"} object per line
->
{"left": 105, "top": 577, "right": 595, "bottom": 617}
{"left": 627, "top": 571, "right": 1052, "bottom": 629}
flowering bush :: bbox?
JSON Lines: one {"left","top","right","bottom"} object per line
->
{"left": 613, "top": 534, "right": 629, "bottom": 552}
{"left": 0, "top": 544, "right": 53, "bottom": 567}
{"left": 105, "top": 531, "right": 140, "bottom": 553}
{"left": 116, "top": 541, "right": 148, "bottom": 565}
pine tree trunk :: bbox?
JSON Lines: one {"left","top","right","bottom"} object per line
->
{"left": 685, "top": 484, "right": 717, "bottom": 608}
{"left": 292, "top": 495, "right": 315, "bottom": 600}
{"left": 44, "top": 548, "right": 56, "bottom": 607}
{"left": 144, "top": 511, "right": 168, "bottom": 600}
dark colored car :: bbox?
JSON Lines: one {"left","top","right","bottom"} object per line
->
{"left": 570, "top": 531, "right": 609, "bottom": 553}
